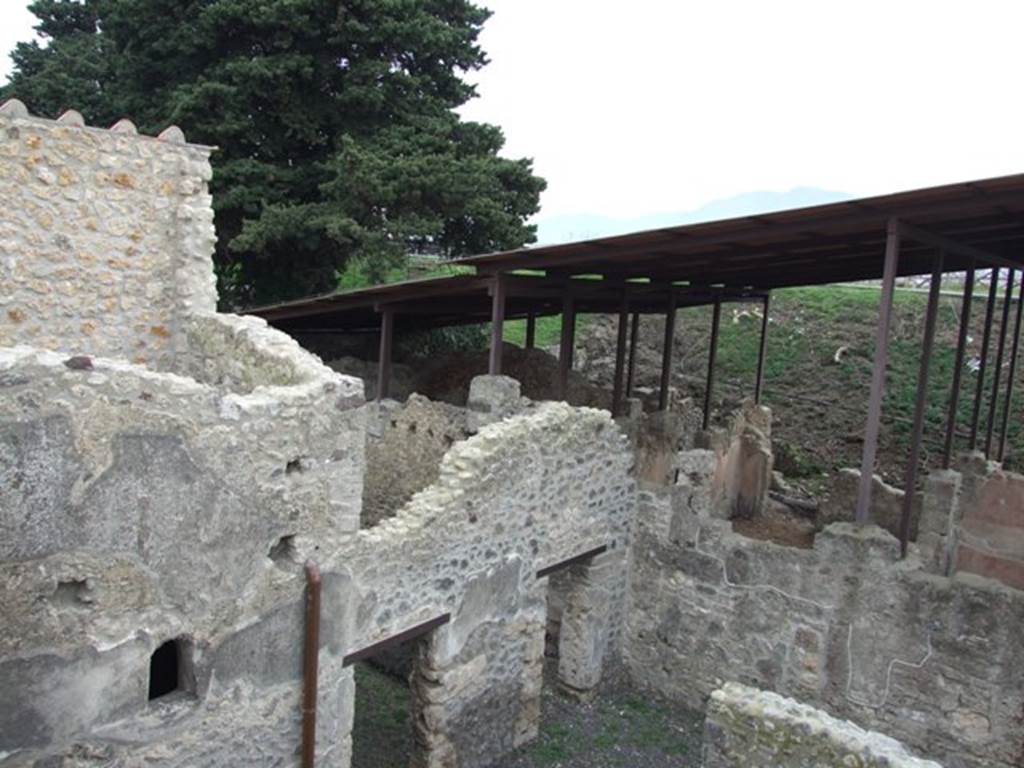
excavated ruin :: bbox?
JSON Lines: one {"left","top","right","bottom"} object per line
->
{"left": 2, "top": 102, "right": 1023, "bottom": 768}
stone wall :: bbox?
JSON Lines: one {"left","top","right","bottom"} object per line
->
{"left": 342, "top": 401, "right": 635, "bottom": 767}
{"left": 703, "top": 682, "right": 943, "bottom": 768}
{"left": 918, "top": 453, "right": 1024, "bottom": 592}
{"left": 0, "top": 338, "right": 366, "bottom": 765}
{"left": 624, "top": 449, "right": 1024, "bottom": 768}
{"left": 361, "top": 394, "right": 471, "bottom": 527}
{"left": 0, "top": 100, "right": 216, "bottom": 371}
{"left": 1, "top": 103, "right": 371, "bottom": 767}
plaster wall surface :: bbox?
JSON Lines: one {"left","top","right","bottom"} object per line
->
{"left": 0, "top": 104, "right": 216, "bottom": 371}
{"left": 624, "top": 448, "right": 1024, "bottom": 768}
{"left": 951, "top": 457, "right": 1024, "bottom": 591}
{"left": 703, "top": 682, "right": 943, "bottom": 768}
{"left": 0, "top": 104, "right": 369, "bottom": 767}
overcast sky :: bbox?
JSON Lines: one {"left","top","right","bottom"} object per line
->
{"left": 3, "top": 1, "right": 1023, "bottom": 221}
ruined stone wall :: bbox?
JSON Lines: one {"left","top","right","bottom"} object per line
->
{"left": 0, "top": 103, "right": 370, "bottom": 767}
{"left": 0, "top": 340, "right": 366, "bottom": 765}
{"left": 342, "top": 402, "right": 635, "bottom": 767}
{"left": 361, "top": 394, "right": 470, "bottom": 528}
{"left": 0, "top": 100, "right": 216, "bottom": 371}
{"left": 703, "top": 682, "right": 943, "bottom": 768}
{"left": 624, "top": 450, "right": 1024, "bottom": 768}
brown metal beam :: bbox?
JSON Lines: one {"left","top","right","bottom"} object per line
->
{"left": 855, "top": 220, "right": 901, "bottom": 524}
{"left": 376, "top": 309, "right": 394, "bottom": 402}
{"left": 536, "top": 545, "right": 609, "bottom": 579}
{"left": 998, "top": 270, "right": 1023, "bottom": 462}
{"left": 942, "top": 264, "right": 975, "bottom": 468}
{"left": 702, "top": 297, "right": 722, "bottom": 431}
{"left": 985, "top": 268, "right": 1016, "bottom": 457}
{"left": 525, "top": 313, "right": 536, "bottom": 349}
{"left": 897, "top": 220, "right": 1019, "bottom": 271}
{"left": 658, "top": 290, "right": 678, "bottom": 411}
{"left": 558, "top": 291, "right": 576, "bottom": 401}
{"left": 611, "top": 287, "right": 630, "bottom": 417}
{"left": 754, "top": 293, "right": 770, "bottom": 405}
{"left": 488, "top": 275, "right": 507, "bottom": 375}
{"left": 899, "top": 253, "right": 943, "bottom": 557}
{"left": 626, "top": 311, "right": 640, "bottom": 398}
{"left": 969, "top": 269, "right": 1000, "bottom": 448}
{"left": 342, "top": 614, "right": 451, "bottom": 667}
{"left": 301, "top": 561, "right": 322, "bottom": 768}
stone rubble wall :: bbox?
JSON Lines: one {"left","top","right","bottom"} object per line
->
{"left": 343, "top": 401, "right": 635, "bottom": 767}
{"left": 624, "top": 448, "right": 1024, "bottom": 768}
{"left": 821, "top": 466, "right": 922, "bottom": 539}
{"left": 361, "top": 395, "right": 472, "bottom": 528}
{"left": 0, "top": 101, "right": 217, "bottom": 371}
{"left": 703, "top": 682, "right": 943, "bottom": 768}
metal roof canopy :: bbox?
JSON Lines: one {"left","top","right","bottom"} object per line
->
{"left": 253, "top": 272, "right": 766, "bottom": 333}
{"left": 251, "top": 173, "right": 1024, "bottom": 334}
{"left": 247, "top": 173, "right": 1024, "bottom": 564}
{"left": 454, "top": 173, "right": 1024, "bottom": 285}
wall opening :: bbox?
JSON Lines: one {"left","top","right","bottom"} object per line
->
{"left": 148, "top": 638, "right": 193, "bottom": 701}
{"left": 350, "top": 636, "right": 427, "bottom": 768}
{"left": 537, "top": 547, "right": 608, "bottom": 699}
{"left": 347, "top": 616, "right": 449, "bottom": 768}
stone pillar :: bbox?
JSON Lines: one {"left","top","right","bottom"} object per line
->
{"left": 552, "top": 551, "right": 620, "bottom": 698}
{"left": 917, "top": 468, "right": 963, "bottom": 575}
{"left": 466, "top": 374, "right": 522, "bottom": 433}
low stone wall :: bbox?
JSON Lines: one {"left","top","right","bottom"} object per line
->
{"left": 704, "top": 682, "right": 942, "bottom": 767}
{"left": 624, "top": 450, "right": 1024, "bottom": 768}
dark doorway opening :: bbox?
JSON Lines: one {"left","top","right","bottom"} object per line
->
{"left": 148, "top": 637, "right": 193, "bottom": 701}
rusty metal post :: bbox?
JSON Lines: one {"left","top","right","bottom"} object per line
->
{"left": 558, "top": 291, "right": 576, "bottom": 401}
{"left": 702, "top": 296, "right": 722, "bottom": 431}
{"left": 898, "top": 253, "right": 943, "bottom": 557}
{"left": 754, "top": 293, "right": 770, "bottom": 405}
{"left": 301, "top": 560, "right": 322, "bottom": 768}
{"left": 376, "top": 309, "right": 394, "bottom": 402}
{"left": 941, "top": 263, "right": 975, "bottom": 468}
{"left": 625, "top": 311, "right": 640, "bottom": 397}
{"left": 488, "top": 274, "right": 507, "bottom": 375}
{"left": 998, "top": 271, "right": 1023, "bottom": 462}
{"left": 969, "top": 268, "right": 1000, "bottom": 449}
{"left": 658, "top": 289, "right": 677, "bottom": 412}
{"left": 611, "top": 287, "right": 629, "bottom": 417}
{"left": 855, "top": 219, "right": 901, "bottom": 524}
{"left": 525, "top": 313, "right": 536, "bottom": 350}
{"left": 985, "top": 268, "right": 1015, "bottom": 457}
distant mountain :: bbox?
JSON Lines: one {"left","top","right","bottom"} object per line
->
{"left": 534, "top": 187, "right": 853, "bottom": 245}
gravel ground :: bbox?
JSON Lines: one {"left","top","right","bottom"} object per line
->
{"left": 351, "top": 660, "right": 704, "bottom": 768}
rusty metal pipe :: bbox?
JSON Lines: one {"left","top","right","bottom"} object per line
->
{"left": 969, "top": 268, "right": 999, "bottom": 448}
{"left": 302, "top": 560, "right": 322, "bottom": 768}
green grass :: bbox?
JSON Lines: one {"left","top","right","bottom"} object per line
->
{"left": 522, "top": 690, "right": 695, "bottom": 766}
{"left": 504, "top": 315, "right": 592, "bottom": 349}
{"left": 682, "top": 283, "right": 1023, "bottom": 478}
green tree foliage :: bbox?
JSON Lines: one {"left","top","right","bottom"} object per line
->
{"left": 2, "top": 0, "right": 545, "bottom": 307}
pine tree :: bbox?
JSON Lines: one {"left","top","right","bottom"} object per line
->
{"left": 2, "top": 0, "right": 545, "bottom": 307}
